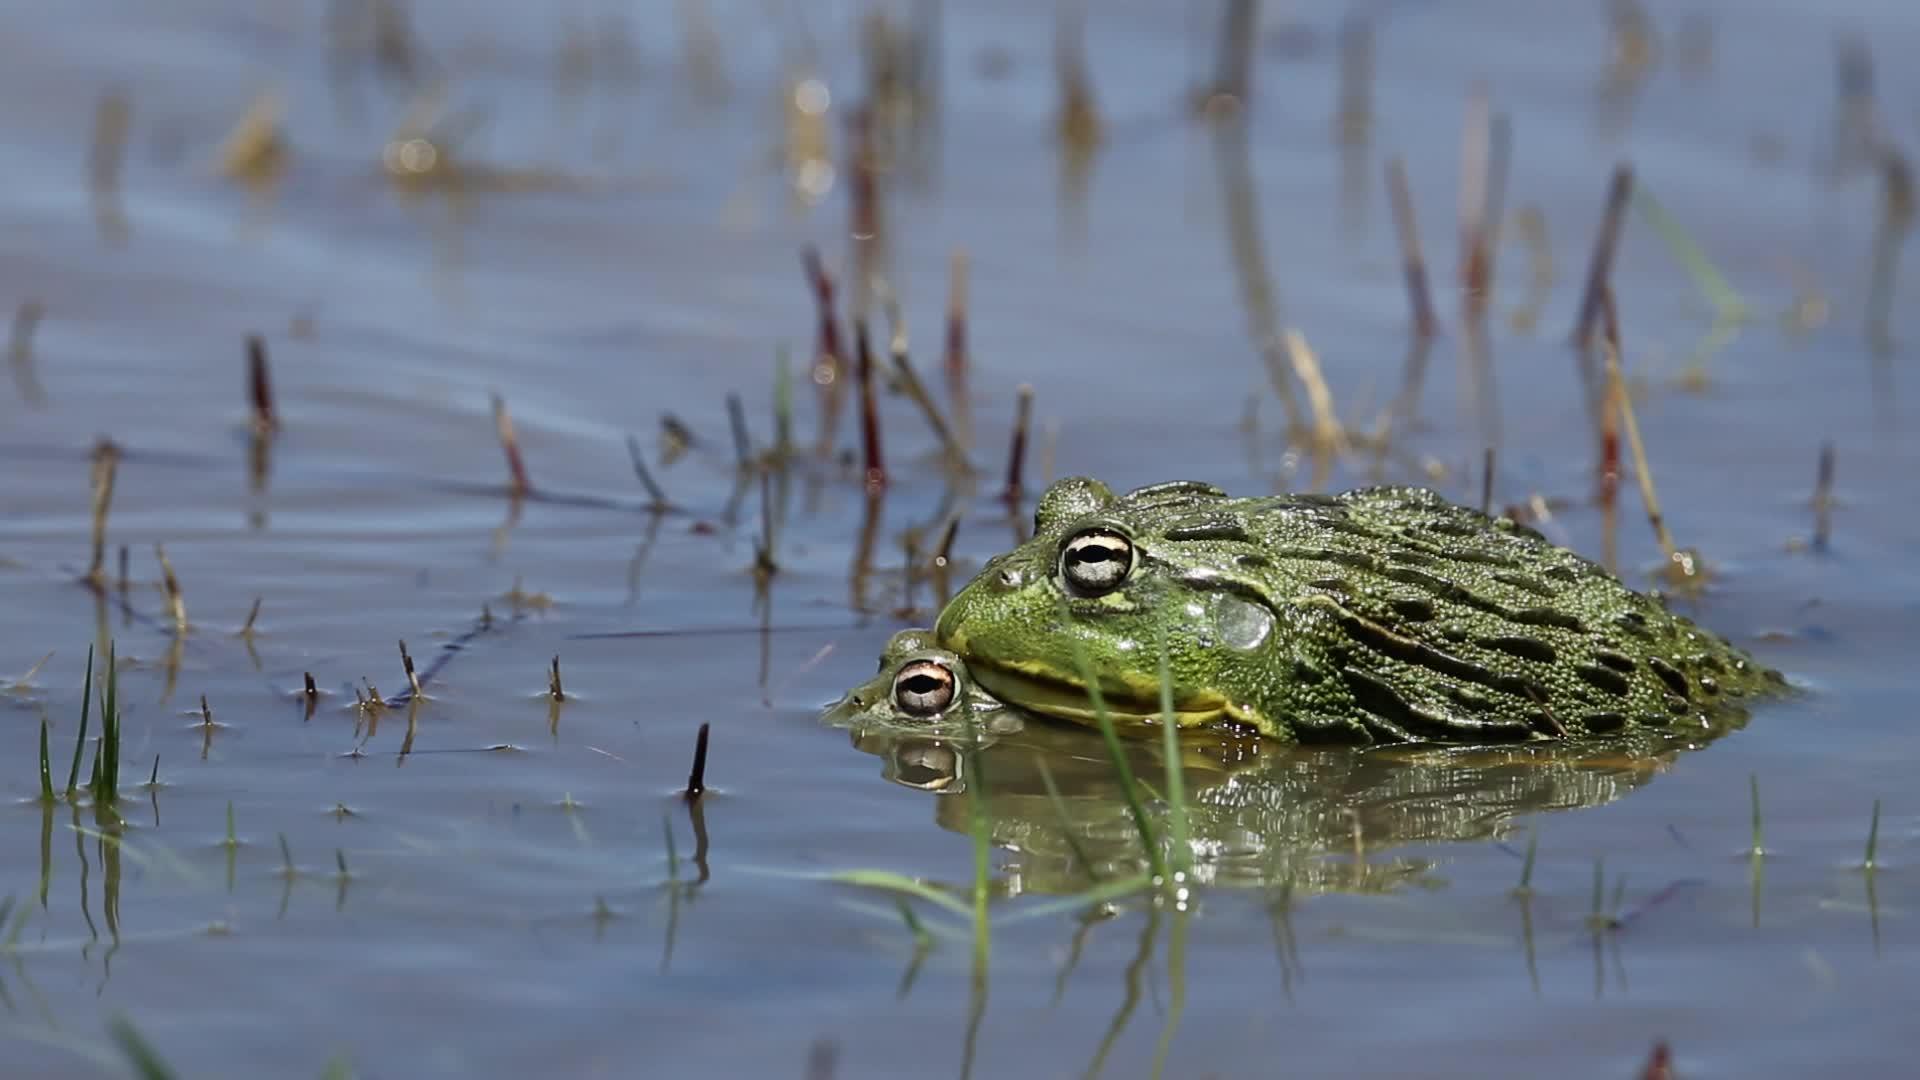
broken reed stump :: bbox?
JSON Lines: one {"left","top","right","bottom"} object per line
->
{"left": 154, "top": 542, "right": 187, "bottom": 632}
{"left": 85, "top": 439, "right": 121, "bottom": 588}
{"left": 855, "top": 320, "right": 887, "bottom": 492}
{"left": 944, "top": 249, "right": 972, "bottom": 448}
{"left": 1210, "top": 0, "right": 1259, "bottom": 106}
{"left": 246, "top": 334, "right": 278, "bottom": 435}
{"left": 491, "top": 392, "right": 532, "bottom": 496}
{"left": 1457, "top": 85, "right": 1492, "bottom": 303}
{"left": 684, "top": 722, "right": 711, "bottom": 801}
{"left": 624, "top": 434, "right": 671, "bottom": 510}
{"left": 398, "top": 639, "right": 423, "bottom": 698}
{"left": 1001, "top": 384, "right": 1034, "bottom": 505}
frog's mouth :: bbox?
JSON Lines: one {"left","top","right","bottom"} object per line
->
{"left": 967, "top": 658, "right": 1232, "bottom": 731}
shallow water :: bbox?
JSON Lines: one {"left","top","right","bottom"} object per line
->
{"left": 2, "top": 1, "right": 1918, "bottom": 1076}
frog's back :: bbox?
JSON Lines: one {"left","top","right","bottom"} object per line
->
{"left": 1131, "top": 481, "right": 1782, "bottom": 742}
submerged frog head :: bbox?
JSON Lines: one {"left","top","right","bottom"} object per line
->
{"left": 822, "top": 628, "right": 1024, "bottom": 740}
{"left": 935, "top": 477, "right": 1289, "bottom": 736}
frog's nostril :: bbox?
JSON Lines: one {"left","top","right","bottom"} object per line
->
{"left": 997, "top": 567, "right": 1022, "bottom": 589}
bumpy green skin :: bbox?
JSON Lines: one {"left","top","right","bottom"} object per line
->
{"left": 934, "top": 477, "right": 1785, "bottom": 744}
{"left": 820, "top": 628, "right": 1025, "bottom": 741}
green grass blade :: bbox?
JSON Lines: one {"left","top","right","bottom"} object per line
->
{"left": 825, "top": 870, "right": 974, "bottom": 919}
{"left": 994, "top": 873, "right": 1156, "bottom": 926}
{"left": 105, "top": 1014, "right": 182, "bottom": 1080}
{"left": 961, "top": 695, "right": 993, "bottom": 974}
{"left": 661, "top": 814, "right": 679, "bottom": 883}
{"left": 64, "top": 645, "right": 94, "bottom": 797}
{"left": 894, "top": 897, "right": 931, "bottom": 950}
{"left": 1635, "top": 185, "right": 1748, "bottom": 322}
{"left": 37, "top": 716, "right": 53, "bottom": 803}
{"left": 1155, "top": 629, "right": 1192, "bottom": 879}
{"left": 1865, "top": 799, "right": 1882, "bottom": 870}
{"left": 1150, "top": 906, "right": 1191, "bottom": 1080}
{"left": 98, "top": 642, "right": 119, "bottom": 805}
{"left": 1059, "top": 599, "right": 1165, "bottom": 882}
{"left": 1514, "top": 828, "right": 1539, "bottom": 896}
{"left": 773, "top": 344, "right": 794, "bottom": 452}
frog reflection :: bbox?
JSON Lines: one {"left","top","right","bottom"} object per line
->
{"left": 827, "top": 630, "right": 1742, "bottom": 897}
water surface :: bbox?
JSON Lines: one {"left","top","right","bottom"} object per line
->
{"left": 2, "top": 1, "right": 1917, "bottom": 1076}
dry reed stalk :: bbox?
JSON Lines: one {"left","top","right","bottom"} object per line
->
{"left": 1002, "top": 384, "right": 1034, "bottom": 505}
{"left": 491, "top": 392, "right": 532, "bottom": 495}
{"left": 85, "top": 440, "right": 120, "bottom": 588}
{"left": 154, "top": 543, "right": 188, "bottom": 632}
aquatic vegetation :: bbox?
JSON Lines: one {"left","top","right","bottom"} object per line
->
{"left": 33, "top": 645, "right": 124, "bottom": 810}
{"left": 0, "top": 2, "right": 1910, "bottom": 1077}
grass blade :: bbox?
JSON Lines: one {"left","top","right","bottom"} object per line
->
{"left": 825, "top": 870, "right": 974, "bottom": 919}
{"left": 1060, "top": 598, "right": 1165, "bottom": 882}
{"left": 64, "top": 645, "right": 94, "bottom": 797}
{"left": 1156, "top": 629, "right": 1192, "bottom": 880}
{"left": 995, "top": 873, "right": 1156, "bottom": 925}
{"left": 1858, "top": 795, "right": 1873, "bottom": 868}
{"left": 99, "top": 642, "right": 119, "bottom": 805}
{"left": 37, "top": 716, "right": 53, "bottom": 802}
{"left": 106, "top": 1013, "right": 182, "bottom": 1080}
{"left": 961, "top": 688, "right": 993, "bottom": 974}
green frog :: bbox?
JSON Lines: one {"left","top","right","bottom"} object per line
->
{"left": 830, "top": 631, "right": 1723, "bottom": 894}
{"left": 933, "top": 477, "right": 1785, "bottom": 744}
{"left": 821, "top": 628, "right": 1027, "bottom": 743}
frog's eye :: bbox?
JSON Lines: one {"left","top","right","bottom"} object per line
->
{"left": 893, "top": 660, "right": 958, "bottom": 716}
{"left": 1060, "top": 528, "right": 1135, "bottom": 597}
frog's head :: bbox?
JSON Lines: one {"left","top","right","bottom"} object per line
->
{"left": 934, "top": 477, "right": 1283, "bottom": 735}
{"left": 823, "top": 628, "right": 1023, "bottom": 740}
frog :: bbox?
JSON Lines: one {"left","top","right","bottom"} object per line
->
{"left": 821, "top": 628, "right": 1027, "bottom": 743}
{"left": 831, "top": 617, "right": 1736, "bottom": 893}
{"left": 932, "top": 477, "right": 1786, "bottom": 745}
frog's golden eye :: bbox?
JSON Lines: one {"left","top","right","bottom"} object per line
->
{"left": 1060, "top": 527, "right": 1135, "bottom": 597}
{"left": 893, "top": 660, "right": 958, "bottom": 716}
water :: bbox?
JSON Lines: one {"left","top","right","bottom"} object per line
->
{"left": 2, "top": 1, "right": 1917, "bottom": 1076}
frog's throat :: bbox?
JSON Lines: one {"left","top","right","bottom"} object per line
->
{"left": 967, "top": 657, "right": 1234, "bottom": 731}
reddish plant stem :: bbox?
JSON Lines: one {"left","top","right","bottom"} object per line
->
{"left": 1597, "top": 286, "right": 1623, "bottom": 509}
{"left": 246, "top": 334, "right": 278, "bottom": 435}
{"left": 491, "top": 392, "right": 531, "bottom": 495}
{"left": 1570, "top": 163, "right": 1635, "bottom": 349}
{"left": 855, "top": 321, "right": 886, "bottom": 492}
{"left": 1385, "top": 156, "right": 1439, "bottom": 340}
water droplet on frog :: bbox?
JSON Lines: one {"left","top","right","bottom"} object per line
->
{"left": 1213, "top": 595, "right": 1274, "bottom": 652}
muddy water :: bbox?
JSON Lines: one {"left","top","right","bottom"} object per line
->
{"left": 2, "top": 1, "right": 1917, "bottom": 1076}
